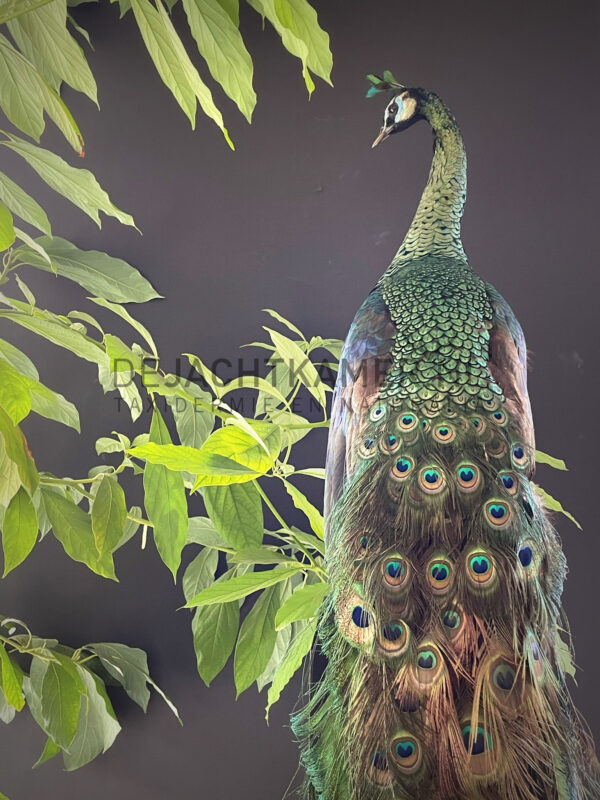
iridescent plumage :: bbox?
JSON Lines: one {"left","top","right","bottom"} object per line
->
{"left": 293, "top": 76, "right": 599, "bottom": 799}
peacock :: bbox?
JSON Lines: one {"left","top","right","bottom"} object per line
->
{"left": 292, "top": 75, "right": 599, "bottom": 800}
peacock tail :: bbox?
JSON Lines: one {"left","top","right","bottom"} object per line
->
{"left": 292, "top": 78, "right": 599, "bottom": 800}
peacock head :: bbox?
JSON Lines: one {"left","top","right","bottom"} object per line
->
{"left": 366, "top": 72, "right": 421, "bottom": 147}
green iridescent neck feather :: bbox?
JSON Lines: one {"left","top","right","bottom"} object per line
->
{"left": 387, "top": 91, "right": 467, "bottom": 268}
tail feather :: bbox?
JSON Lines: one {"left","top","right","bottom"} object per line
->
{"left": 294, "top": 395, "right": 599, "bottom": 799}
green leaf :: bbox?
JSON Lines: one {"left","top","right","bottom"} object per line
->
{"left": 182, "top": 546, "right": 218, "bottom": 602}
{"left": 266, "top": 617, "right": 316, "bottom": 717}
{"left": 200, "top": 421, "right": 281, "bottom": 473}
{"left": 90, "top": 297, "right": 159, "bottom": 360}
{"left": 0, "top": 644, "right": 24, "bottom": 710}
{"left": 248, "top": 0, "right": 331, "bottom": 96}
{"left": 7, "top": 0, "right": 97, "bottom": 103}
{"left": 0, "top": 337, "right": 38, "bottom": 379}
{"left": 184, "top": 565, "right": 302, "bottom": 607}
{"left": 131, "top": 441, "right": 259, "bottom": 482}
{"left": 22, "top": 374, "right": 80, "bottom": 432}
{"left": 535, "top": 450, "right": 568, "bottom": 471}
{"left": 0, "top": 306, "right": 108, "bottom": 367}
{"left": 202, "top": 481, "right": 263, "bottom": 550}
{"left": 0, "top": 36, "right": 44, "bottom": 141}
{"left": 0, "top": 33, "right": 83, "bottom": 152}
{"left": 186, "top": 516, "right": 230, "bottom": 550}
{"left": 182, "top": 0, "right": 255, "bottom": 122}
{"left": 167, "top": 381, "right": 213, "bottom": 448}
{"left": 0, "top": 348, "right": 79, "bottom": 430}
{"left": 87, "top": 643, "right": 151, "bottom": 712}
{"left": 257, "top": 575, "right": 294, "bottom": 690}
{"left": 143, "top": 408, "right": 188, "bottom": 580}
{"left": 274, "top": 581, "right": 328, "bottom": 629}
{"left": 40, "top": 657, "right": 84, "bottom": 749}
{"left": 262, "top": 308, "right": 305, "bottom": 340}
{"left": 2, "top": 135, "right": 136, "bottom": 228}
{"left": 230, "top": 546, "right": 299, "bottom": 566}
{"left": 192, "top": 569, "right": 239, "bottom": 685}
{"left": 131, "top": 420, "right": 281, "bottom": 487}
{"left": 95, "top": 436, "right": 124, "bottom": 455}
{"left": 0, "top": 0, "right": 53, "bottom": 25}
{"left": 283, "top": 478, "right": 324, "bottom": 538}
{"left": 0, "top": 358, "right": 32, "bottom": 423}
{"left": 216, "top": 0, "right": 237, "bottom": 24}
{"left": 62, "top": 667, "right": 121, "bottom": 770}
{"left": 41, "top": 486, "right": 117, "bottom": 579}
{"left": 221, "top": 374, "right": 290, "bottom": 408}
{"left": 91, "top": 475, "right": 127, "bottom": 556}
{"left": 0, "top": 202, "right": 15, "bottom": 251}
{"left": 535, "top": 485, "right": 582, "bottom": 530}
{"left": 294, "top": 467, "right": 325, "bottom": 480}
{"left": 156, "top": 0, "right": 234, "bottom": 146}
{"left": 16, "top": 237, "right": 160, "bottom": 302}
{"left": 2, "top": 485, "right": 38, "bottom": 575}
{"left": 234, "top": 581, "right": 282, "bottom": 694}
{"left": 0, "top": 685, "right": 17, "bottom": 724}
{"left": 265, "top": 327, "right": 327, "bottom": 408}
{"left": 33, "top": 736, "right": 60, "bottom": 768}
{"left": 0, "top": 406, "right": 38, "bottom": 493}
{"left": 130, "top": 0, "right": 197, "bottom": 126}
{"left": 0, "top": 437, "right": 21, "bottom": 507}
{"left": 273, "top": 0, "right": 332, "bottom": 84}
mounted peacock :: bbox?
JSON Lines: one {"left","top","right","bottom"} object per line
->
{"left": 292, "top": 73, "right": 599, "bottom": 799}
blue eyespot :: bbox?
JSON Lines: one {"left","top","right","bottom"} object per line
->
{"left": 462, "top": 725, "right": 492, "bottom": 755}
{"left": 371, "top": 751, "right": 388, "bottom": 771}
{"left": 442, "top": 609, "right": 460, "bottom": 629}
{"left": 351, "top": 605, "right": 371, "bottom": 628}
{"left": 518, "top": 545, "right": 533, "bottom": 568}
{"left": 513, "top": 446, "right": 524, "bottom": 460}
{"left": 386, "top": 560, "right": 404, "bottom": 579}
{"left": 383, "top": 623, "right": 403, "bottom": 641}
{"left": 502, "top": 475, "right": 514, "bottom": 489}
{"left": 395, "top": 740, "right": 415, "bottom": 760}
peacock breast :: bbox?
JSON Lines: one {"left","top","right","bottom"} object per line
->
{"left": 378, "top": 256, "right": 503, "bottom": 413}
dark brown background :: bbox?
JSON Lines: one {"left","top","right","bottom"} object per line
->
{"left": 1, "top": 0, "right": 599, "bottom": 797}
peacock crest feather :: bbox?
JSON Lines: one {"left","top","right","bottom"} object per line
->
{"left": 292, "top": 76, "right": 599, "bottom": 800}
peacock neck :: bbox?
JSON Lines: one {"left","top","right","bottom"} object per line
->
{"left": 391, "top": 92, "right": 468, "bottom": 266}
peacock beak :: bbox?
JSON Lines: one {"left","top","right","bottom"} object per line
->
{"left": 372, "top": 125, "right": 393, "bottom": 148}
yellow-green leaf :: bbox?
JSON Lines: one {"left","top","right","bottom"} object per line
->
{"left": 266, "top": 617, "right": 315, "bottom": 717}
{"left": 184, "top": 565, "right": 302, "bottom": 607}
{"left": 182, "top": 0, "right": 255, "bottom": 121}
{"left": 0, "top": 201, "right": 15, "bottom": 251}
{"left": 0, "top": 645, "right": 24, "bottom": 710}
{"left": 2, "top": 135, "right": 135, "bottom": 228}
{"left": 265, "top": 326, "right": 327, "bottom": 408}
{"left": 274, "top": 581, "right": 328, "bottom": 629}
{"left": 7, "top": 0, "right": 97, "bottom": 103}
{"left": 234, "top": 581, "right": 282, "bottom": 694}
{"left": 2, "top": 485, "right": 38, "bottom": 575}
{"left": 535, "top": 485, "right": 581, "bottom": 530}
{"left": 41, "top": 487, "right": 117, "bottom": 579}
{"left": 202, "top": 481, "right": 263, "bottom": 549}
{"left": 91, "top": 475, "right": 127, "bottom": 557}
{"left": 535, "top": 450, "right": 568, "bottom": 471}
{"left": 143, "top": 408, "right": 188, "bottom": 580}
{"left": 0, "top": 406, "right": 38, "bottom": 493}
{"left": 0, "top": 171, "right": 50, "bottom": 234}
{"left": 0, "top": 359, "right": 31, "bottom": 424}
{"left": 283, "top": 478, "right": 324, "bottom": 538}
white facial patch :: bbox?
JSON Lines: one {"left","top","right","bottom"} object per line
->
{"left": 384, "top": 93, "right": 417, "bottom": 126}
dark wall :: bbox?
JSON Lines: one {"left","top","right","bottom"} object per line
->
{"left": 1, "top": 0, "right": 599, "bottom": 797}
